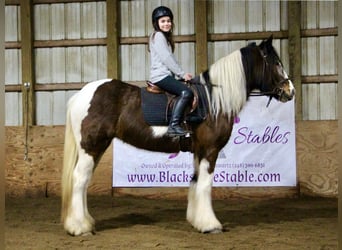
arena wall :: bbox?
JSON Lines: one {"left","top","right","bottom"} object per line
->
{"left": 5, "top": 120, "right": 337, "bottom": 199}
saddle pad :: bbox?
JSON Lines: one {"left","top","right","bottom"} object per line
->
{"left": 141, "top": 83, "right": 210, "bottom": 126}
{"left": 141, "top": 87, "right": 171, "bottom": 126}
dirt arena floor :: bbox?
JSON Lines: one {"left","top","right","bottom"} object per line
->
{"left": 5, "top": 194, "right": 337, "bottom": 250}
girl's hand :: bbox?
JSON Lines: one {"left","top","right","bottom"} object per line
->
{"left": 183, "top": 73, "right": 193, "bottom": 81}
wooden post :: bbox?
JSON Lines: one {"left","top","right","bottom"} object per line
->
{"left": 20, "top": 0, "right": 35, "bottom": 125}
{"left": 0, "top": 1, "right": 5, "bottom": 247}
{"left": 107, "top": 0, "right": 121, "bottom": 79}
{"left": 288, "top": 1, "right": 302, "bottom": 121}
{"left": 194, "top": 0, "right": 208, "bottom": 74}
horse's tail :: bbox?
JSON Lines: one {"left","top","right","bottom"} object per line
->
{"left": 61, "top": 95, "right": 78, "bottom": 223}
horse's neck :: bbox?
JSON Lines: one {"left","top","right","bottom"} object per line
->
{"left": 190, "top": 70, "right": 210, "bottom": 86}
{"left": 240, "top": 47, "right": 259, "bottom": 96}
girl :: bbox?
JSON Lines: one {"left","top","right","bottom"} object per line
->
{"left": 149, "top": 6, "right": 194, "bottom": 137}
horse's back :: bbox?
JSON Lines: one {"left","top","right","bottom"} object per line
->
{"left": 69, "top": 78, "right": 140, "bottom": 112}
{"left": 68, "top": 79, "right": 111, "bottom": 108}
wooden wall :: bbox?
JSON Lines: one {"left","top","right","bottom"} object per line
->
{"left": 5, "top": 121, "right": 337, "bottom": 199}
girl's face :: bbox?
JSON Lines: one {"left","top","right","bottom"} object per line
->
{"left": 158, "top": 16, "right": 172, "bottom": 32}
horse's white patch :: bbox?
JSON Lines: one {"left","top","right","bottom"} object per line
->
{"left": 187, "top": 158, "right": 222, "bottom": 232}
{"left": 69, "top": 79, "right": 112, "bottom": 142}
{"left": 65, "top": 150, "right": 95, "bottom": 235}
{"left": 151, "top": 126, "right": 168, "bottom": 137}
{"left": 282, "top": 71, "right": 294, "bottom": 91}
{"left": 289, "top": 80, "right": 295, "bottom": 92}
{"left": 197, "top": 158, "right": 212, "bottom": 190}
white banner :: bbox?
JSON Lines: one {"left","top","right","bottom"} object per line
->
{"left": 113, "top": 97, "right": 296, "bottom": 187}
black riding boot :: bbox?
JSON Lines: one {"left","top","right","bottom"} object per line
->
{"left": 167, "top": 91, "right": 192, "bottom": 137}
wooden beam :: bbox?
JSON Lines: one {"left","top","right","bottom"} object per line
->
{"left": 5, "top": 83, "right": 88, "bottom": 92}
{"left": 106, "top": 0, "right": 120, "bottom": 79}
{"left": 4, "top": 41, "right": 20, "bottom": 49}
{"left": 34, "top": 38, "right": 106, "bottom": 48}
{"left": 120, "top": 35, "right": 196, "bottom": 44}
{"left": 301, "top": 27, "right": 338, "bottom": 37}
{"left": 5, "top": 0, "right": 20, "bottom": 5}
{"left": 288, "top": 1, "right": 302, "bottom": 121}
{"left": 209, "top": 30, "right": 288, "bottom": 41}
{"left": 20, "top": 0, "right": 35, "bottom": 126}
{"left": 302, "top": 75, "right": 338, "bottom": 83}
{"left": 194, "top": 0, "right": 208, "bottom": 74}
{"left": 5, "top": 81, "right": 144, "bottom": 92}
{"left": 7, "top": 0, "right": 106, "bottom": 4}
{"left": 33, "top": 0, "right": 104, "bottom": 3}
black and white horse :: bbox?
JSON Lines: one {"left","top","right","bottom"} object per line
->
{"left": 61, "top": 36, "right": 295, "bottom": 235}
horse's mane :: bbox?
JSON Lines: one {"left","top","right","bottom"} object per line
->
{"left": 208, "top": 50, "right": 247, "bottom": 119}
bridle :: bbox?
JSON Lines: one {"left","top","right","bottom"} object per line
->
{"left": 250, "top": 47, "right": 290, "bottom": 107}
{"left": 193, "top": 45, "right": 292, "bottom": 108}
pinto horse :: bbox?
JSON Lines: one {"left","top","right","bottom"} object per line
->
{"left": 61, "top": 36, "right": 295, "bottom": 236}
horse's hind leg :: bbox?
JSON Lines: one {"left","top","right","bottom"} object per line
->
{"left": 64, "top": 151, "right": 95, "bottom": 236}
{"left": 187, "top": 155, "right": 222, "bottom": 233}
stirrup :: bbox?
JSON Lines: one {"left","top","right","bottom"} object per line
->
{"left": 167, "top": 125, "right": 192, "bottom": 137}
{"left": 167, "top": 126, "right": 186, "bottom": 137}
{"left": 169, "top": 131, "right": 192, "bottom": 138}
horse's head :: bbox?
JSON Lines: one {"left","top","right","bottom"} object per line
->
{"left": 249, "top": 35, "right": 295, "bottom": 103}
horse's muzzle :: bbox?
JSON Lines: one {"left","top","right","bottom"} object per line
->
{"left": 280, "top": 87, "right": 295, "bottom": 102}
{"left": 278, "top": 79, "right": 295, "bottom": 102}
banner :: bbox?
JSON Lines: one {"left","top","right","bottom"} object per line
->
{"left": 113, "top": 97, "right": 296, "bottom": 187}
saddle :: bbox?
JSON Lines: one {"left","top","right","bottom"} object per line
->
{"left": 146, "top": 81, "right": 199, "bottom": 113}
{"left": 141, "top": 79, "right": 209, "bottom": 126}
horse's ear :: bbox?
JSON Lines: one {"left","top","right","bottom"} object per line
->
{"left": 259, "top": 35, "right": 273, "bottom": 49}
{"left": 266, "top": 34, "right": 273, "bottom": 45}
{"left": 260, "top": 35, "right": 274, "bottom": 52}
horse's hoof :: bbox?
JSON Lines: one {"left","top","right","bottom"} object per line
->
{"left": 203, "top": 228, "right": 222, "bottom": 234}
{"left": 67, "top": 230, "right": 95, "bottom": 237}
{"left": 81, "top": 231, "right": 95, "bottom": 236}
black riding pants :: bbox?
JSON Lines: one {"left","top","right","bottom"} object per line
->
{"left": 154, "top": 75, "right": 194, "bottom": 99}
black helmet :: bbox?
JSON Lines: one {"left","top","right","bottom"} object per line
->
{"left": 152, "top": 6, "right": 173, "bottom": 24}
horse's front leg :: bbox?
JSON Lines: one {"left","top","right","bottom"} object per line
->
{"left": 64, "top": 151, "right": 95, "bottom": 236}
{"left": 187, "top": 154, "right": 222, "bottom": 233}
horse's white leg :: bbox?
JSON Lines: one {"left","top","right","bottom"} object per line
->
{"left": 64, "top": 151, "right": 95, "bottom": 236}
{"left": 186, "top": 156, "right": 199, "bottom": 225}
{"left": 187, "top": 156, "right": 222, "bottom": 233}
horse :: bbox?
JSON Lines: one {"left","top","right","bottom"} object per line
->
{"left": 61, "top": 35, "right": 295, "bottom": 236}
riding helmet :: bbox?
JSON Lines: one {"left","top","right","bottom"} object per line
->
{"left": 152, "top": 6, "right": 173, "bottom": 23}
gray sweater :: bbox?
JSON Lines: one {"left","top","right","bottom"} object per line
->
{"left": 149, "top": 31, "right": 185, "bottom": 83}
